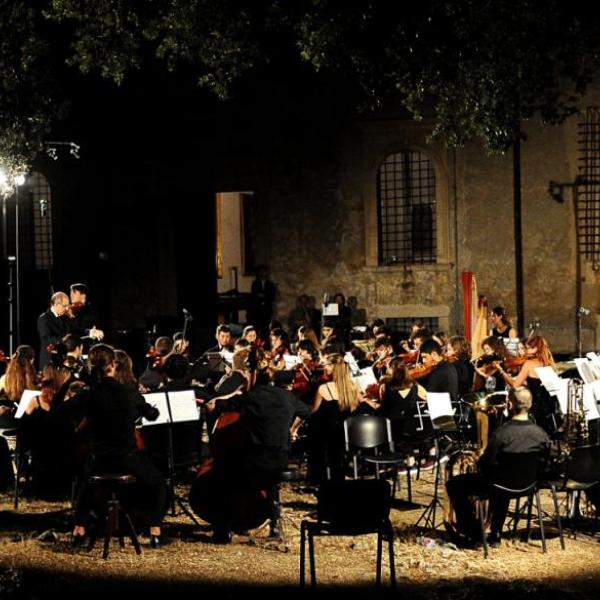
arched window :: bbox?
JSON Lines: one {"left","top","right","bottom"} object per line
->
{"left": 377, "top": 150, "right": 436, "bottom": 265}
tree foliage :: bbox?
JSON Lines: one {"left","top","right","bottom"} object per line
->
{"left": 2, "top": 0, "right": 600, "bottom": 173}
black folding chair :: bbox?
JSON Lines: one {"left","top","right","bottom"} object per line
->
{"left": 344, "top": 414, "right": 412, "bottom": 501}
{"left": 475, "top": 452, "right": 547, "bottom": 558}
{"left": 300, "top": 479, "right": 395, "bottom": 587}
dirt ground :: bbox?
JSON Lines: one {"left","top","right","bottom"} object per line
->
{"left": 1, "top": 467, "right": 600, "bottom": 599}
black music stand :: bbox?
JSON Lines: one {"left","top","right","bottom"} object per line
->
{"left": 146, "top": 390, "right": 202, "bottom": 526}
{"left": 415, "top": 394, "right": 457, "bottom": 532}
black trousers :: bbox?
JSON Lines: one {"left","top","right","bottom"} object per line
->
{"left": 446, "top": 473, "right": 509, "bottom": 539}
{"left": 74, "top": 450, "right": 168, "bottom": 528}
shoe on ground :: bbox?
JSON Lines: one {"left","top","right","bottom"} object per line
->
{"left": 487, "top": 532, "right": 501, "bottom": 548}
{"left": 211, "top": 530, "right": 232, "bottom": 544}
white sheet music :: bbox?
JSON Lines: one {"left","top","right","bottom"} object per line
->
{"left": 322, "top": 303, "right": 339, "bottom": 316}
{"left": 15, "top": 390, "right": 42, "bottom": 419}
{"left": 344, "top": 352, "right": 360, "bottom": 376}
{"left": 574, "top": 358, "right": 598, "bottom": 384}
{"left": 583, "top": 383, "right": 600, "bottom": 420}
{"left": 283, "top": 355, "right": 302, "bottom": 370}
{"left": 219, "top": 349, "right": 234, "bottom": 366}
{"left": 142, "top": 390, "right": 199, "bottom": 426}
{"left": 586, "top": 352, "right": 600, "bottom": 379}
{"left": 354, "top": 367, "right": 377, "bottom": 393}
{"left": 535, "top": 366, "right": 563, "bottom": 396}
{"left": 426, "top": 392, "right": 455, "bottom": 421}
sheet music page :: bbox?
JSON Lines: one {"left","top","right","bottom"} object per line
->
{"left": 167, "top": 390, "right": 200, "bottom": 423}
{"left": 354, "top": 367, "right": 377, "bottom": 393}
{"left": 15, "top": 390, "right": 42, "bottom": 419}
{"left": 585, "top": 352, "right": 600, "bottom": 379}
{"left": 535, "top": 366, "right": 563, "bottom": 396}
{"left": 220, "top": 349, "right": 234, "bottom": 365}
{"left": 426, "top": 392, "right": 455, "bottom": 421}
{"left": 344, "top": 352, "right": 360, "bottom": 376}
{"left": 142, "top": 391, "right": 199, "bottom": 425}
{"left": 574, "top": 358, "right": 597, "bottom": 384}
{"left": 583, "top": 383, "right": 600, "bottom": 420}
{"left": 283, "top": 355, "right": 302, "bottom": 370}
{"left": 322, "top": 303, "right": 339, "bottom": 316}
{"left": 142, "top": 393, "right": 170, "bottom": 425}
{"left": 555, "top": 379, "right": 569, "bottom": 414}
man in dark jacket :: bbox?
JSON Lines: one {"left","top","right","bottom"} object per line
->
{"left": 37, "top": 291, "right": 71, "bottom": 368}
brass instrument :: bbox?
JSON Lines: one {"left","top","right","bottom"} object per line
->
{"left": 562, "top": 378, "right": 589, "bottom": 452}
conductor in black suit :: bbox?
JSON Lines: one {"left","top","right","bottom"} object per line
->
{"left": 37, "top": 291, "right": 70, "bottom": 368}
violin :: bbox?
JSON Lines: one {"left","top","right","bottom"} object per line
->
{"left": 398, "top": 350, "right": 419, "bottom": 365}
{"left": 503, "top": 355, "right": 528, "bottom": 374}
{"left": 0, "top": 349, "right": 9, "bottom": 363}
{"left": 146, "top": 346, "right": 165, "bottom": 370}
{"left": 68, "top": 301, "right": 85, "bottom": 317}
{"left": 408, "top": 355, "right": 438, "bottom": 380}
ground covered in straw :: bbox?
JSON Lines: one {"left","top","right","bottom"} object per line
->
{"left": 0, "top": 469, "right": 600, "bottom": 599}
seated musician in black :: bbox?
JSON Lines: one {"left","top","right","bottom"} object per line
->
{"left": 56, "top": 344, "right": 168, "bottom": 548}
{"left": 420, "top": 338, "right": 459, "bottom": 403}
{"left": 204, "top": 369, "right": 311, "bottom": 543}
{"left": 445, "top": 386, "right": 550, "bottom": 547}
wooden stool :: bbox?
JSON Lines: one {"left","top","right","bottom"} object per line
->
{"left": 87, "top": 474, "right": 142, "bottom": 559}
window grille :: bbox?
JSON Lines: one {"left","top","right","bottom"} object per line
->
{"left": 377, "top": 150, "right": 436, "bottom": 265}
{"left": 31, "top": 172, "right": 53, "bottom": 270}
{"left": 577, "top": 107, "right": 600, "bottom": 269}
{"left": 385, "top": 317, "right": 440, "bottom": 335}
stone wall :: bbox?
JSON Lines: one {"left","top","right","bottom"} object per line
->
{"left": 252, "top": 92, "right": 600, "bottom": 354}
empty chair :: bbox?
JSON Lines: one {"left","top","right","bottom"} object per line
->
{"left": 300, "top": 478, "right": 395, "bottom": 587}
{"left": 344, "top": 414, "right": 412, "bottom": 500}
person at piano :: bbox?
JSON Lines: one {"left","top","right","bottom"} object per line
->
{"left": 494, "top": 335, "right": 558, "bottom": 434}
{"left": 489, "top": 305, "right": 517, "bottom": 340}
{"left": 445, "top": 335, "right": 475, "bottom": 396}
{"left": 68, "top": 283, "right": 104, "bottom": 351}
{"left": 420, "top": 339, "right": 459, "bottom": 403}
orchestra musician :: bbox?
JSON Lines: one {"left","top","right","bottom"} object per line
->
{"left": 203, "top": 368, "right": 311, "bottom": 543}
{"left": 307, "top": 353, "right": 373, "bottom": 483}
{"left": 400, "top": 319, "right": 425, "bottom": 353}
{"left": 445, "top": 336, "right": 475, "bottom": 396}
{"left": 57, "top": 344, "right": 167, "bottom": 548}
{"left": 494, "top": 335, "right": 558, "bottom": 434}
{"left": 489, "top": 305, "right": 517, "bottom": 339}
{"left": 139, "top": 335, "right": 175, "bottom": 392}
{"left": 0, "top": 344, "right": 37, "bottom": 401}
{"left": 445, "top": 386, "right": 550, "bottom": 548}
{"left": 473, "top": 335, "right": 509, "bottom": 392}
{"left": 419, "top": 339, "right": 459, "bottom": 403}
{"left": 372, "top": 336, "right": 395, "bottom": 379}
{"left": 68, "top": 283, "right": 104, "bottom": 351}
{"left": 37, "top": 292, "right": 71, "bottom": 368}
{"left": 203, "top": 324, "right": 234, "bottom": 385}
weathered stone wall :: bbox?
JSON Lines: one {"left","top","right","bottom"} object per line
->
{"left": 253, "top": 91, "right": 600, "bottom": 354}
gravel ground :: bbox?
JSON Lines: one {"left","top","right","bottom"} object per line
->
{"left": 1, "top": 469, "right": 600, "bottom": 599}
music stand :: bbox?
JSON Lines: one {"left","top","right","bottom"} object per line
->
{"left": 143, "top": 390, "right": 202, "bottom": 525}
{"left": 415, "top": 392, "right": 457, "bottom": 532}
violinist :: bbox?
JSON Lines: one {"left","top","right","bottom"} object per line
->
{"left": 139, "top": 335, "right": 174, "bottom": 392}
{"left": 372, "top": 336, "right": 395, "bottom": 379}
{"left": 62, "top": 334, "right": 87, "bottom": 380}
{"left": 297, "top": 325, "right": 321, "bottom": 353}
{"left": 420, "top": 339, "right": 459, "bottom": 403}
{"left": 292, "top": 340, "right": 322, "bottom": 403}
{"left": 266, "top": 328, "right": 291, "bottom": 373}
{"left": 202, "top": 325, "right": 234, "bottom": 385}
{"left": 379, "top": 358, "right": 429, "bottom": 446}
{"left": 473, "top": 336, "right": 508, "bottom": 392}
{"left": 0, "top": 344, "right": 37, "bottom": 402}
{"left": 494, "top": 335, "right": 558, "bottom": 434}
{"left": 489, "top": 305, "right": 517, "bottom": 340}
{"left": 242, "top": 325, "right": 258, "bottom": 344}
{"left": 68, "top": 283, "right": 104, "bottom": 351}
{"left": 445, "top": 336, "right": 474, "bottom": 396}
{"left": 400, "top": 319, "right": 425, "bottom": 353}
{"left": 321, "top": 319, "right": 343, "bottom": 353}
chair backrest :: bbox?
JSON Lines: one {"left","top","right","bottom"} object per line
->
{"left": 317, "top": 479, "right": 391, "bottom": 532}
{"left": 490, "top": 452, "right": 544, "bottom": 493}
{"left": 566, "top": 444, "right": 600, "bottom": 484}
{"left": 344, "top": 415, "right": 392, "bottom": 452}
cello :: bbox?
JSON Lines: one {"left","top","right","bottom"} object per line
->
{"left": 188, "top": 407, "right": 270, "bottom": 532}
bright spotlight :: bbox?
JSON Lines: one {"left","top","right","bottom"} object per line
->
{"left": 0, "top": 169, "right": 7, "bottom": 188}
{"left": 14, "top": 174, "right": 25, "bottom": 186}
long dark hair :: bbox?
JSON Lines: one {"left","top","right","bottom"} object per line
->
{"left": 88, "top": 344, "right": 115, "bottom": 385}
{"left": 385, "top": 358, "right": 414, "bottom": 391}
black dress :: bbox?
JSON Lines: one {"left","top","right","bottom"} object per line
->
{"left": 526, "top": 376, "right": 558, "bottom": 435}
